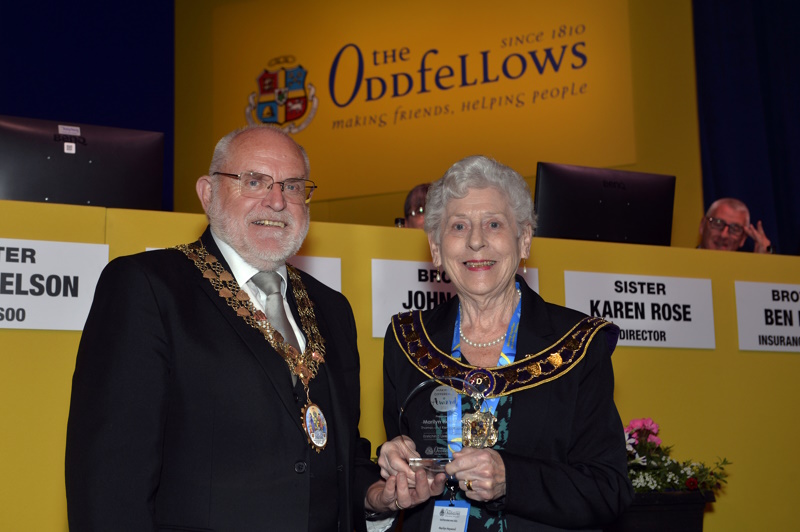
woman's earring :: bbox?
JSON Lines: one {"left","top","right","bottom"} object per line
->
{"left": 436, "top": 269, "right": 441, "bottom": 282}
{"left": 523, "top": 260, "right": 527, "bottom": 274}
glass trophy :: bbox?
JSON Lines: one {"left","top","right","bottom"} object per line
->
{"left": 398, "top": 377, "right": 489, "bottom": 475}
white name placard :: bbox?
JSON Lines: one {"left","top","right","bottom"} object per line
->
{"left": 288, "top": 255, "right": 342, "bottom": 293}
{"left": 0, "top": 238, "right": 109, "bottom": 331}
{"left": 564, "top": 271, "right": 715, "bottom": 349}
{"left": 371, "top": 258, "right": 538, "bottom": 338}
{"left": 735, "top": 281, "right": 800, "bottom": 352}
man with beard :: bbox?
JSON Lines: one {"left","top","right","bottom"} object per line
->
{"left": 65, "top": 126, "right": 432, "bottom": 531}
{"left": 698, "top": 197, "right": 773, "bottom": 253}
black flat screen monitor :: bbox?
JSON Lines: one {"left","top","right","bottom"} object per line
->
{"left": 534, "top": 162, "right": 676, "bottom": 246}
{"left": 0, "top": 114, "right": 164, "bottom": 210}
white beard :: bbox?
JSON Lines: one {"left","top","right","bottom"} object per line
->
{"left": 206, "top": 193, "right": 309, "bottom": 271}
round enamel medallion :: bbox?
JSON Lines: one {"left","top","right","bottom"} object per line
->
{"left": 302, "top": 402, "right": 328, "bottom": 451}
{"left": 465, "top": 368, "right": 496, "bottom": 396}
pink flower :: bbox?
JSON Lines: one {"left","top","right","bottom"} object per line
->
{"left": 641, "top": 418, "right": 659, "bottom": 433}
{"left": 647, "top": 434, "right": 662, "bottom": 446}
{"left": 625, "top": 418, "right": 660, "bottom": 436}
{"left": 626, "top": 419, "right": 644, "bottom": 432}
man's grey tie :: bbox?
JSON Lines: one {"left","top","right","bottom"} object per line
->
{"left": 250, "top": 271, "right": 301, "bottom": 354}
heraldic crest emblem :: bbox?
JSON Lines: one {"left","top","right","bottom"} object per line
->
{"left": 246, "top": 55, "right": 318, "bottom": 133}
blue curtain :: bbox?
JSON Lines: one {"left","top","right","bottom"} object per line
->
{"left": 693, "top": 0, "right": 800, "bottom": 255}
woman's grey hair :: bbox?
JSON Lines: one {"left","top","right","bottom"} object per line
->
{"left": 424, "top": 155, "right": 536, "bottom": 244}
{"left": 208, "top": 124, "right": 310, "bottom": 178}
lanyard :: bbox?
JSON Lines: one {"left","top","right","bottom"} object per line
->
{"left": 447, "top": 283, "right": 521, "bottom": 455}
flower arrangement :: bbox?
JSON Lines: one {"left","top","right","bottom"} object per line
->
{"left": 624, "top": 418, "right": 730, "bottom": 495}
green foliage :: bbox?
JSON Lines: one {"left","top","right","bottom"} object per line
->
{"left": 625, "top": 418, "right": 730, "bottom": 495}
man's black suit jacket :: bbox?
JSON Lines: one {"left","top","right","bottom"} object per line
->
{"left": 383, "top": 277, "right": 633, "bottom": 531}
{"left": 66, "top": 228, "right": 378, "bottom": 531}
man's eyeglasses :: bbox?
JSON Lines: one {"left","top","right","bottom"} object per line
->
{"left": 706, "top": 216, "right": 744, "bottom": 236}
{"left": 406, "top": 205, "right": 424, "bottom": 218}
{"left": 213, "top": 171, "right": 317, "bottom": 204}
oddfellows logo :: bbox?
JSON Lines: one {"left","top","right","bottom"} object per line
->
{"left": 245, "top": 55, "right": 318, "bottom": 133}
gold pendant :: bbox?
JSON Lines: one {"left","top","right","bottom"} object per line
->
{"left": 462, "top": 410, "right": 498, "bottom": 448}
{"left": 302, "top": 402, "right": 328, "bottom": 452}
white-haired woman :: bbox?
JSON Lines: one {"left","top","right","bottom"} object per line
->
{"left": 367, "top": 156, "right": 633, "bottom": 531}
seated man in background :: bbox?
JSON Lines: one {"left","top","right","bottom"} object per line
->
{"left": 402, "top": 183, "right": 430, "bottom": 229}
{"left": 698, "top": 197, "right": 773, "bottom": 253}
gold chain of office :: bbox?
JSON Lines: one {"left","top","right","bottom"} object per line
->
{"left": 174, "top": 240, "right": 326, "bottom": 387}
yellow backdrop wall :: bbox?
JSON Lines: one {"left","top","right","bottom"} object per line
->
{"left": 174, "top": 0, "right": 705, "bottom": 248}
{"left": 2, "top": 199, "right": 799, "bottom": 530}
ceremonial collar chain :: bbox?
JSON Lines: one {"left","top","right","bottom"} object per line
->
{"left": 393, "top": 310, "right": 610, "bottom": 397}
{"left": 176, "top": 240, "right": 331, "bottom": 451}
{"left": 175, "top": 241, "right": 326, "bottom": 389}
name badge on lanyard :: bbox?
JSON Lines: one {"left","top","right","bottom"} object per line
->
{"left": 431, "top": 500, "right": 470, "bottom": 532}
